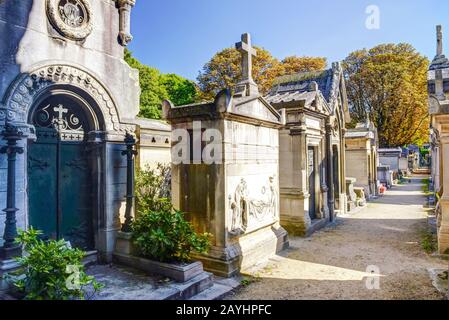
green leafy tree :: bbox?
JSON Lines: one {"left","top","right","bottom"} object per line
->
{"left": 124, "top": 49, "right": 198, "bottom": 119}
{"left": 197, "top": 47, "right": 326, "bottom": 99}
{"left": 160, "top": 73, "right": 198, "bottom": 106}
{"left": 124, "top": 49, "right": 167, "bottom": 119}
{"left": 343, "top": 43, "right": 430, "bottom": 147}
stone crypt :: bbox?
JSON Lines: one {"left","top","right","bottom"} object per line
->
{"left": 428, "top": 25, "right": 449, "bottom": 254}
{"left": 265, "top": 63, "right": 351, "bottom": 236}
{"left": 163, "top": 33, "right": 289, "bottom": 277}
{"left": 345, "top": 119, "right": 379, "bottom": 200}
{"left": 0, "top": 0, "right": 142, "bottom": 277}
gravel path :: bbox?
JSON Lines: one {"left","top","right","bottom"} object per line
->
{"left": 226, "top": 175, "right": 448, "bottom": 300}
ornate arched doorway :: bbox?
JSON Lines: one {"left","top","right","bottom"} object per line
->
{"left": 27, "top": 92, "right": 98, "bottom": 250}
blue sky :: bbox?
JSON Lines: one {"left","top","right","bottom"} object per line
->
{"left": 128, "top": 0, "right": 449, "bottom": 81}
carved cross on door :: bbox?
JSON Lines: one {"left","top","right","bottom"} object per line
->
{"left": 53, "top": 104, "right": 68, "bottom": 129}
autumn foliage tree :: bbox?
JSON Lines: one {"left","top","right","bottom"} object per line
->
{"left": 343, "top": 43, "right": 429, "bottom": 147}
{"left": 197, "top": 47, "right": 326, "bottom": 100}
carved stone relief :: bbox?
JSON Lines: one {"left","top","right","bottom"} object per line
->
{"left": 46, "top": 0, "right": 93, "bottom": 41}
{"left": 228, "top": 176, "right": 278, "bottom": 235}
{"left": 0, "top": 64, "right": 135, "bottom": 134}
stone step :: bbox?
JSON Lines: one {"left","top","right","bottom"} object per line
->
{"left": 189, "top": 277, "right": 241, "bottom": 300}
{"left": 91, "top": 263, "right": 214, "bottom": 300}
{"left": 189, "top": 283, "right": 234, "bottom": 300}
{"left": 164, "top": 272, "right": 214, "bottom": 300}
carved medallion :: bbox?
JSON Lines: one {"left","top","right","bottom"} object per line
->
{"left": 46, "top": 0, "right": 93, "bottom": 41}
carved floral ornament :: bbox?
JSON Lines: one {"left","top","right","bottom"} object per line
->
{"left": 0, "top": 65, "right": 135, "bottom": 134}
{"left": 46, "top": 0, "right": 93, "bottom": 41}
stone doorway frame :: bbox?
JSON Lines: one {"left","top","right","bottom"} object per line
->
{"left": 0, "top": 63, "right": 132, "bottom": 260}
{"left": 27, "top": 88, "right": 104, "bottom": 251}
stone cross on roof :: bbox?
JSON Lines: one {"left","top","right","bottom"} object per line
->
{"left": 437, "top": 25, "right": 444, "bottom": 57}
{"left": 234, "top": 33, "right": 259, "bottom": 97}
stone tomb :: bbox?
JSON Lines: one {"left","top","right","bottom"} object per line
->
{"left": 378, "top": 148, "right": 402, "bottom": 176}
{"left": 163, "top": 34, "right": 288, "bottom": 277}
{"left": 377, "top": 165, "right": 393, "bottom": 189}
{"left": 428, "top": 25, "right": 449, "bottom": 254}
{"left": 345, "top": 120, "right": 379, "bottom": 199}
{"left": 265, "top": 63, "right": 350, "bottom": 236}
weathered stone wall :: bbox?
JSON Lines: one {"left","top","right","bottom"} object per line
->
{"left": 0, "top": 0, "right": 140, "bottom": 259}
{"left": 134, "top": 119, "right": 171, "bottom": 169}
{"left": 0, "top": 0, "right": 140, "bottom": 121}
{"left": 379, "top": 155, "right": 400, "bottom": 173}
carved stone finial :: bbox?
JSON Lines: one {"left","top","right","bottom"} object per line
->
{"left": 117, "top": 0, "right": 136, "bottom": 46}
{"left": 309, "top": 81, "right": 319, "bottom": 92}
{"left": 437, "top": 25, "right": 443, "bottom": 57}
{"left": 234, "top": 33, "right": 259, "bottom": 97}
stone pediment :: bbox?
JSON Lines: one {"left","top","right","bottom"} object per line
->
{"left": 163, "top": 89, "right": 282, "bottom": 126}
{"left": 231, "top": 95, "right": 281, "bottom": 124}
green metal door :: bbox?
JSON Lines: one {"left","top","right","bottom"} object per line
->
{"left": 28, "top": 96, "right": 94, "bottom": 250}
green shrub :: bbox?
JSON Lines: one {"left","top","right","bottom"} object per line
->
{"left": 12, "top": 228, "right": 103, "bottom": 300}
{"left": 131, "top": 202, "right": 211, "bottom": 263}
{"left": 136, "top": 163, "right": 171, "bottom": 213}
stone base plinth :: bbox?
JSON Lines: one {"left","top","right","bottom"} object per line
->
{"left": 347, "top": 201, "right": 356, "bottom": 212}
{"left": 193, "top": 225, "right": 289, "bottom": 278}
{"left": 437, "top": 224, "right": 449, "bottom": 255}
{"left": 113, "top": 252, "right": 205, "bottom": 283}
{"left": 280, "top": 216, "right": 307, "bottom": 236}
{"left": 114, "top": 231, "right": 137, "bottom": 256}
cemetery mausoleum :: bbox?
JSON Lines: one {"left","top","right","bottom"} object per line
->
{"left": 0, "top": 0, "right": 151, "bottom": 264}
{"left": 345, "top": 119, "right": 379, "bottom": 200}
{"left": 163, "top": 34, "right": 289, "bottom": 277}
{"left": 265, "top": 63, "right": 351, "bottom": 236}
{"left": 428, "top": 25, "right": 449, "bottom": 254}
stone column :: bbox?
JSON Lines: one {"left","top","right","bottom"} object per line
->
{"left": 121, "top": 133, "right": 137, "bottom": 232}
{"left": 117, "top": 0, "right": 136, "bottom": 46}
{"left": 0, "top": 125, "right": 24, "bottom": 261}
{"left": 291, "top": 125, "right": 312, "bottom": 230}
{"left": 325, "top": 120, "right": 335, "bottom": 221}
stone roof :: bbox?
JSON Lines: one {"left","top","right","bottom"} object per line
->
{"left": 264, "top": 91, "right": 317, "bottom": 106}
{"left": 378, "top": 148, "right": 403, "bottom": 155}
{"left": 132, "top": 117, "right": 171, "bottom": 132}
{"left": 345, "top": 119, "right": 378, "bottom": 141}
{"left": 430, "top": 54, "right": 449, "bottom": 71}
{"left": 266, "top": 69, "right": 334, "bottom": 107}
{"left": 265, "top": 63, "right": 350, "bottom": 124}
{"left": 345, "top": 131, "right": 373, "bottom": 139}
{"left": 266, "top": 63, "right": 342, "bottom": 103}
